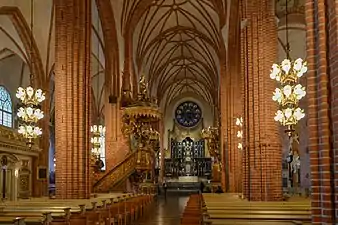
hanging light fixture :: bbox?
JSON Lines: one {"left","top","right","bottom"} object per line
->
{"left": 90, "top": 125, "right": 105, "bottom": 157}
{"left": 91, "top": 17, "right": 105, "bottom": 159}
{"left": 270, "top": 1, "right": 307, "bottom": 136}
{"left": 16, "top": 0, "right": 45, "bottom": 147}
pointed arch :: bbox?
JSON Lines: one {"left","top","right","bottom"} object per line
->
{"left": 0, "top": 7, "right": 45, "bottom": 88}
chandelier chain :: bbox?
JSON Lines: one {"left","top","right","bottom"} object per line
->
{"left": 30, "top": 0, "right": 34, "bottom": 85}
{"left": 285, "top": 0, "right": 290, "bottom": 59}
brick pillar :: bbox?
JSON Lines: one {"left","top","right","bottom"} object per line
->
{"left": 241, "top": 0, "right": 282, "bottom": 201}
{"left": 105, "top": 99, "right": 118, "bottom": 170}
{"left": 225, "top": 0, "right": 242, "bottom": 193}
{"left": 305, "top": 0, "right": 338, "bottom": 223}
{"left": 54, "top": 0, "right": 92, "bottom": 199}
{"left": 219, "top": 54, "right": 228, "bottom": 191}
{"left": 105, "top": 101, "right": 129, "bottom": 169}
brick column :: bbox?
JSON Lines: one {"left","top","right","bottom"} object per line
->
{"left": 104, "top": 100, "right": 118, "bottom": 170}
{"left": 226, "top": 0, "right": 242, "bottom": 193}
{"left": 105, "top": 101, "right": 129, "bottom": 169}
{"left": 305, "top": 0, "right": 338, "bottom": 223}
{"left": 241, "top": 0, "right": 282, "bottom": 201}
{"left": 54, "top": 0, "right": 92, "bottom": 199}
{"left": 219, "top": 54, "right": 228, "bottom": 191}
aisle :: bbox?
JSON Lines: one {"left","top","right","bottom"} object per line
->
{"left": 135, "top": 194, "right": 189, "bottom": 225}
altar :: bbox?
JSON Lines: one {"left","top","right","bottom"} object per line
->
{"left": 164, "top": 101, "right": 213, "bottom": 180}
{"left": 164, "top": 137, "right": 212, "bottom": 178}
{"left": 178, "top": 176, "right": 199, "bottom": 183}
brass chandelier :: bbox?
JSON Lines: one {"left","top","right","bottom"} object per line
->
{"left": 90, "top": 125, "right": 105, "bottom": 157}
{"left": 91, "top": 28, "right": 105, "bottom": 159}
{"left": 270, "top": 1, "right": 307, "bottom": 136}
{"left": 16, "top": 0, "right": 45, "bottom": 147}
{"left": 16, "top": 87, "right": 45, "bottom": 145}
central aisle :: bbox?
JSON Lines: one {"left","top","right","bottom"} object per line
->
{"left": 135, "top": 194, "right": 189, "bottom": 225}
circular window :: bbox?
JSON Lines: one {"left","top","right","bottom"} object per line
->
{"left": 175, "top": 101, "right": 202, "bottom": 127}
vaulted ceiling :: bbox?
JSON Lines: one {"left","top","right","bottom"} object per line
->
{"left": 0, "top": 0, "right": 306, "bottom": 120}
{"left": 120, "top": 0, "right": 229, "bottom": 108}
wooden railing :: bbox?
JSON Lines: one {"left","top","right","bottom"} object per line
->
{"left": 93, "top": 151, "right": 137, "bottom": 193}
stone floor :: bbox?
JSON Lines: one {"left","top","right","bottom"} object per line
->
{"left": 134, "top": 193, "right": 189, "bottom": 225}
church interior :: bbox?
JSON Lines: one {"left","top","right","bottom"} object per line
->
{"left": 0, "top": 0, "right": 336, "bottom": 224}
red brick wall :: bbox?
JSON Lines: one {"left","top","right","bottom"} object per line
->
{"left": 105, "top": 103, "right": 130, "bottom": 170}
{"left": 225, "top": 0, "right": 242, "bottom": 193}
{"left": 54, "top": 0, "right": 92, "bottom": 199}
{"left": 305, "top": 0, "right": 338, "bottom": 223}
{"left": 240, "top": 0, "right": 282, "bottom": 201}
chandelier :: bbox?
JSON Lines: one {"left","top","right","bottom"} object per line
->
{"left": 16, "top": 1, "right": 45, "bottom": 147}
{"left": 270, "top": 59, "right": 307, "bottom": 135}
{"left": 235, "top": 117, "right": 243, "bottom": 150}
{"left": 270, "top": 0, "right": 307, "bottom": 136}
{"left": 16, "top": 87, "right": 45, "bottom": 146}
{"left": 90, "top": 125, "right": 105, "bottom": 157}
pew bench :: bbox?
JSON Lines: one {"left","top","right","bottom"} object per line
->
{"left": 181, "top": 194, "right": 203, "bottom": 225}
{"left": 204, "top": 205, "right": 310, "bottom": 210}
{"left": 206, "top": 210, "right": 309, "bottom": 215}
{"left": 0, "top": 194, "right": 154, "bottom": 225}
{"left": 205, "top": 213, "right": 311, "bottom": 222}
{"left": 201, "top": 194, "right": 311, "bottom": 225}
{"left": 204, "top": 219, "right": 311, "bottom": 225}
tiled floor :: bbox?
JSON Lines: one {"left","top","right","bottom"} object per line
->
{"left": 135, "top": 193, "right": 189, "bottom": 225}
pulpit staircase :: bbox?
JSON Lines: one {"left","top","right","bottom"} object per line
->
{"left": 93, "top": 150, "right": 151, "bottom": 193}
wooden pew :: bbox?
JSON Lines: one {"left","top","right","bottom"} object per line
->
{"left": 0, "top": 194, "right": 155, "bottom": 225}
{"left": 181, "top": 194, "right": 203, "bottom": 225}
{"left": 201, "top": 194, "right": 311, "bottom": 225}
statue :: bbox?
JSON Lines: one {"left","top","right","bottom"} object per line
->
{"left": 139, "top": 74, "right": 149, "bottom": 101}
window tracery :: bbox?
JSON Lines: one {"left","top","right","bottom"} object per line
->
{"left": 0, "top": 86, "right": 13, "bottom": 128}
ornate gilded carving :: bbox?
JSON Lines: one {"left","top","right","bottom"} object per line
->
{"left": 95, "top": 74, "right": 161, "bottom": 192}
{"left": 0, "top": 126, "right": 40, "bottom": 154}
{"left": 122, "top": 74, "right": 161, "bottom": 153}
{"left": 18, "top": 160, "right": 31, "bottom": 198}
{"left": 201, "top": 126, "right": 220, "bottom": 162}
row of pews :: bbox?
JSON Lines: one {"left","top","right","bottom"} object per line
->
{"left": 180, "top": 194, "right": 203, "bottom": 225}
{"left": 0, "top": 193, "right": 154, "bottom": 225}
{"left": 181, "top": 193, "right": 312, "bottom": 225}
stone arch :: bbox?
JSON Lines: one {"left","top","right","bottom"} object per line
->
{"left": 95, "top": 0, "right": 120, "bottom": 98}
{"left": 0, "top": 7, "right": 45, "bottom": 88}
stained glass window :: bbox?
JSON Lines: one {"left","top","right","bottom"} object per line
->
{"left": 175, "top": 101, "right": 202, "bottom": 127}
{"left": 0, "top": 86, "right": 13, "bottom": 128}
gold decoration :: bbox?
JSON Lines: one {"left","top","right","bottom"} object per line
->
{"left": 16, "top": 87, "right": 45, "bottom": 147}
{"left": 201, "top": 126, "right": 220, "bottom": 162}
{"left": 122, "top": 74, "right": 161, "bottom": 152}
{"left": 271, "top": 58, "right": 307, "bottom": 136}
{"left": 0, "top": 126, "right": 40, "bottom": 154}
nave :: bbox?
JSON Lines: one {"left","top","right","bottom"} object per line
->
{"left": 134, "top": 194, "right": 189, "bottom": 225}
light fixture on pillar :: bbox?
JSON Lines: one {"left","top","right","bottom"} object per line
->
{"left": 90, "top": 125, "right": 105, "bottom": 157}
{"left": 235, "top": 117, "right": 243, "bottom": 150}
{"left": 270, "top": 0, "right": 307, "bottom": 137}
{"left": 16, "top": 0, "right": 45, "bottom": 147}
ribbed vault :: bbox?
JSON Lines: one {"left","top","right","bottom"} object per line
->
{"left": 122, "top": 0, "right": 228, "bottom": 108}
